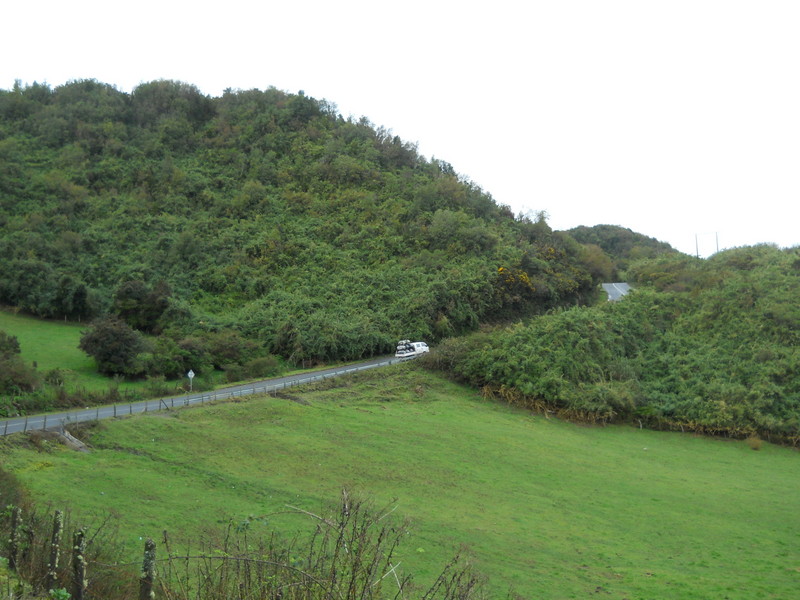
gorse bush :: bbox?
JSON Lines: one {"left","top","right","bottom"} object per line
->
{"left": 244, "top": 355, "right": 281, "bottom": 378}
{"left": 745, "top": 436, "right": 763, "bottom": 451}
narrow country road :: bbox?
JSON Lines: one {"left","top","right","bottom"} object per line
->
{"left": 1, "top": 355, "right": 400, "bottom": 437}
{"left": 601, "top": 282, "right": 632, "bottom": 301}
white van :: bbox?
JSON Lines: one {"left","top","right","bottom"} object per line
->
{"left": 394, "top": 340, "right": 430, "bottom": 360}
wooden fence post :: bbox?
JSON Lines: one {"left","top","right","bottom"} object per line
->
{"left": 139, "top": 537, "right": 156, "bottom": 600}
{"left": 71, "top": 527, "right": 87, "bottom": 600}
{"left": 46, "top": 510, "right": 64, "bottom": 592}
{"left": 8, "top": 506, "right": 22, "bottom": 571}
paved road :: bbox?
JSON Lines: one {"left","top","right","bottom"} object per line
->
{"left": 602, "top": 282, "right": 632, "bottom": 301}
{"left": 1, "top": 355, "right": 401, "bottom": 437}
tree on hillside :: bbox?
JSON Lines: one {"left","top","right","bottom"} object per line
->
{"left": 0, "top": 330, "right": 40, "bottom": 395}
{"left": 112, "top": 280, "right": 171, "bottom": 333}
{"left": 54, "top": 274, "right": 94, "bottom": 320}
{"left": 580, "top": 243, "right": 616, "bottom": 282}
{"left": 0, "top": 330, "right": 21, "bottom": 357}
{"left": 0, "top": 259, "right": 57, "bottom": 317}
{"left": 79, "top": 316, "right": 148, "bottom": 375}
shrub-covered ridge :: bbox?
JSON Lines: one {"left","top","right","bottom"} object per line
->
{"left": 426, "top": 244, "right": 800, "bottom": 442}
{"left": 0, "top": 79, "right": 596, "bottom": 368}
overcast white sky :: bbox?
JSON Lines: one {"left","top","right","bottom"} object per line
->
{"left": 3, "top": 0, "right": 798, "bottom": 257}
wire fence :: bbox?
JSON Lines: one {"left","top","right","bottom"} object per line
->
{"left": 2, "top": 358, "right": 396, "bottom": 437}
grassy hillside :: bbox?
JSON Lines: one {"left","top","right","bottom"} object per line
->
{"left": 2, "top": 365, "right": 798, "bottom": 598}
{"left": 0, "top": 310, "right": 90, "bottom": 373}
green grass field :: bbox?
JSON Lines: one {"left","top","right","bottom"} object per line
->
{"left": 0, "top": 310, "right": 150, "bottom": 393}
{"left": 2, "top": 364, "right": 799, "bottom": 598}
{"left": 0, "top": 310, "right": 93, "bottom": 373}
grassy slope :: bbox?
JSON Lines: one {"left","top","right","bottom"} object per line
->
{"left": 0, "top": 310, "right": 92, "bottom": 373}
{"left": 0, "top": 310, "right": 156, "bottom": 393}
{"left": 2, "top": 365, "right": 799, "bottom": 598}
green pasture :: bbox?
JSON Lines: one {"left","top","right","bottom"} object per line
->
{"left": 0, "top": 310, "right": 145, "bottom": 393}
{"left": 2, "top": 365, "right": 798, "bottom": 598}
{"left": 0, "top": 310, "right": 90, "bottom": 373}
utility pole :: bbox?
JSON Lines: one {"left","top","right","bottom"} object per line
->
{"left": 695, "top": 232, "right": 719, "bottom": 258}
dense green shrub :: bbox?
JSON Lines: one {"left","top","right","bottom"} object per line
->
{"left": 244, "top": 355, "right": 282, "bottom": 378}
{"left": 78, "top": 316, "right": 147, "bottom": 375}
{"left": 0, "top": 329, "right": 41, "bottom": 395}
{"left": 0, "top": 330, "right": 21, "bottom": 356}
{"left": 222, "top": 363, "right": 245, "bottom": 383}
